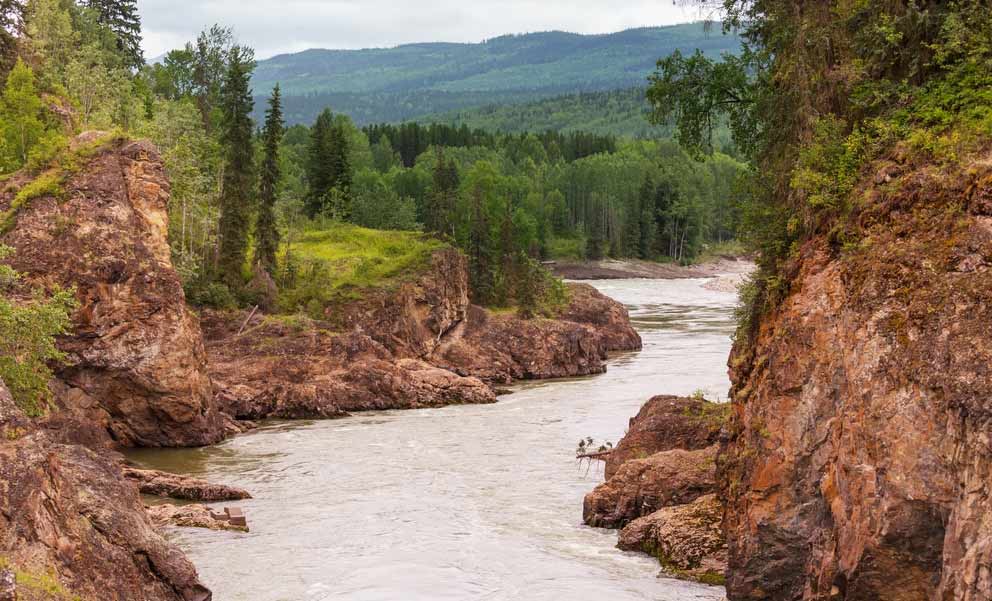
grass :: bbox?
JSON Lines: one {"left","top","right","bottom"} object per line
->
{"left": 546, "top": 235, "right": 586, "bottom": 260}
{"left": 0, "top": 132, "right": 123, "bottom": 235}
{"left": 0, "top": 557, "right": 84, "bottom": 601}
{"left": 279, "top": 223, "right": 448, "bottom": 314}
{"left": 695, "top": 239, "right": 747, "bottom": 264}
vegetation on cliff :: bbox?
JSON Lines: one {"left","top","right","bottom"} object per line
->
{"left": 651, "top": 0, "right": 992, "bottom": 342}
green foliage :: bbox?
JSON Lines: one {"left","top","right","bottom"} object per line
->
{"left": 83, "top": 0, "right": 143, "bottom": 70}
{"left": 350, "top": 168, "right": 419, "bottom": 231}
{"left": 0, "top": 168, "right": 63, "bottom": 233}
{"left": 0, "top": 58, "right": 63, "bottom": 173}
{"left": 276, "top": 223, "right": 446, "bottom": 315}
{"left": 254, "top": 24, "right": 741, "bottom": 126}
{"left": 254, "top": 84, "right": 283, "bottom": 275}
{"left": 216, "top": 44, "right": 256, "bottom": 289}
{"left": 0, "top": 244, "right": 76, "bottom": 417}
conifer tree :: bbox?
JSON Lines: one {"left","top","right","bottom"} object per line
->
{"left": 85, "top": 0, "right": 143, "bottom": 69}
{"left": 216, "top": 45, "right": 255, "bottom": 288}
{"left": 254, "top": 84, "right": 283, "bottom": 275}
{"left": 305, "top": 108, "right": 334, "bottom": 217}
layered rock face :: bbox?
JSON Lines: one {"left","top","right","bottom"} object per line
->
{"left": 1, "top": 136, "right": 224, "bottom": 447}
{"left": 584, "top": 395, "right": 728, "bottom": 585}
{"left": 206, "top": 253, "right": 641, "bottom": 419}
{"left": 0, "top": 380, "right": 211, "bottom": 601}
{"left": 720, "top": 156, "right": 992, "bottom": 600}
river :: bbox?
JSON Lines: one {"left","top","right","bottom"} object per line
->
{"left": 129, "top": 278, "right": 739, "bottom": 601}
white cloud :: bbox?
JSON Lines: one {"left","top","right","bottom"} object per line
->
{"left": 138, "top": 0, "right": 703, "bottom": 59}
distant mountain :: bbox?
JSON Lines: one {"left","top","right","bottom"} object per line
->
{"left": 253, "top": 23, "right": 739, "bottom": 126}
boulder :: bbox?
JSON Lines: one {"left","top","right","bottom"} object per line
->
{"left": 618, "top": 494, "right": 726, "bottom": 586}
{"left": 584, "top": 445, "right": 717, "bottom": 529}
{"left": 606, "top": 396, "right": 727, "bottom": 479}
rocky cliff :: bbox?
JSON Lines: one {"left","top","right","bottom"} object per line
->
{"left": 206, "top": 251, "right": 641, "bottom": 420}
{"left": 0, "top": 135, "right": 224, "bottom": 448}
{"left": 0, "top": 379, "right": 211, "bottom": 601}
{"left": 583, "top": 395, "right": 729, "bottom": 585}
{"left": 720, "top": 151, "right": 992, "bottom": 600}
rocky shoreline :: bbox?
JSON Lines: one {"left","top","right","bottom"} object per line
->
{"left": 0, "top": 137, "right": 644, "bottom": 600}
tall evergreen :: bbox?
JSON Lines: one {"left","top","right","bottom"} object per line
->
{"left": 426, "top": 148, "right": 458, "bottom": 236}
{"left": 84, "top": 0, "right": 143, "bottom": 69}
{"left": 305, "top": 108, "right": 352, "bottom": 218}
{"left": 216, "top": 45, "right": 255, "bottom": 288}
{"left": 467, "top": 184, "right": 494, "bottom": 304}
{"left": 305, "top": 109, "right": 334, "bottom": 217}
{"left": 254, "top": 84, "right": 283, "bottom": 275}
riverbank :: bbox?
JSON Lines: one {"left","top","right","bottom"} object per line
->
{"left": 549, "top": 256, "right": 754, "bottom": 282}
{"left": 130, "top": 277, "right": 739, "bottom": 601}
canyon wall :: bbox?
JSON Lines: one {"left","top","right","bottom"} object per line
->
{"left": 720, "top": 152, "right": 992, "bottom": 600}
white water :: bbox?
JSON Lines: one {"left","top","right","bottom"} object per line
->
{"left": 131, "top": 278, "right": 738, "bottom": 601}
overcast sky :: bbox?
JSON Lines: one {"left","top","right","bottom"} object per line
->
{"left": 139, "top": 1, "right": 705, "bottom": 60}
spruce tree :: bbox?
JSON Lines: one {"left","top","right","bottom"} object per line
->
{"left": 254, "top": 84, "right": 282, "bottom": 275}
{"left": 305, "top": 108, "right": 334, "bottom": 217}
{"left": 85, "top": 0, "right": 143, "bottom": 69}
{"left": 216, "top": 45, "right": 255, "bottom": 289}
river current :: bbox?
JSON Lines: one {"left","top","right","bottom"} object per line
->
{"left": 130, "top": 278, "right": 738, "bottom": 601}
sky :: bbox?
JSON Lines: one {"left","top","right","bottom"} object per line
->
{"left": 138, "top": 0, "right": 705, "bottom": 60}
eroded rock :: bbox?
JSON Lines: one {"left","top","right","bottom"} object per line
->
{"left": 583, "top": 445, "right": 717, "bottom": 529}
{"left": 123, "top": 467, "right": 251, "bottom": 501}
{"left": 0, "top": 431, "right": 211, "bottom": 601}
{"left": 0, "top": 136, "right": 224, "bottom": 448}
{"left": 147, "top": 504, "right": 249, "bottom": 533}
{"left": 618, "top": 494, "right": 726, "bottom": 586}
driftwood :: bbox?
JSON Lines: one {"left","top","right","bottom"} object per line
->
{"left": 576, "top": 450, "right": 612, "bottom": 461}
{"left": 236, "top": 305, "right": 260, "bottom": 337}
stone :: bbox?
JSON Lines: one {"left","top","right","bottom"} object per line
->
{"left": 605, "top": 396, "right": 728, "bottom": 479}
{"left": 584, "top": 445, "right": 717, "bottom": 528}
{"left": 122, "top": 467, "right": 251, "bottom": 501}
{"left": 618, "top": 494, "right": 726, "bottom": 586}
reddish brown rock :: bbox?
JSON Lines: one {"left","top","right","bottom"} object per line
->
{"left": 618, "top": 494, "right": 727, "bottom": 586}
{"left": 206, "top": 319, "right": 496, "bottom": 420}
{"left": 123, "top": 467, "right": 251, "bottom": 502}
{"left": 0, "top": 431, "right": 211, "bottom": 601}
{"left": 584, "top": 445, "right": 717, "bottom": 529}
{"left": 559, "top": 283, "right": 642, "bottom": 352}
{"left": 606, "top": 396, "right": 727, "bottom": 479}
{"left": 147, "top": 504, "right": 248, "bottom": 533}
{"left": 0, "top": 135, "right": 224, "bottom": 448}
{"left": 720, "top": 158, "right": 992, "bottom": 600}
{"left": 432, "top": 304, "right": 609, "bottom": 383}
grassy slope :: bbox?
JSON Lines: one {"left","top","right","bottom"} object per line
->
{"left": 279, "top": 223, "right": 448, "bottom": 312}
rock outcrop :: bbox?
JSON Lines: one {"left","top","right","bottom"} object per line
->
{"left": 0, "top": 135, "right": 224, "bottom": 448}
{"left": 583, "top": 395, "right": 728, "bottom": 585}
{"left": 147, "top": 504, "right": 249, "bottom": 533}
{"left": 205, "top": 253, "right": 640, "bottom": 420}
{"left": 605, "top": 395, "right": 726, "bottom": 479}
{"left": 618, "top": 494, "right": 727, "bottom": 586}
{"left": 720, "top": 153, "right": 992, "bottom": 600}
{"left": 584, "top": 445, "right": 717, "bottom": 528}
{"left": 0, "top": 430, "right": 211, "bottom": 601}
{"left": 123, "top": 467, "right": 251, "bottom": 502}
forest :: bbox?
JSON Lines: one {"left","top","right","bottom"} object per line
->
{"left": 0, "top": 0, "right": 746, "bottom": 329}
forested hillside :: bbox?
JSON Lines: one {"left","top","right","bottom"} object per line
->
{"left": 251, "top": 23, "right": 740, "bottom": 125}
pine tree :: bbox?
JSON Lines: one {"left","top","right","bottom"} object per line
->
{"left": 85, "top": 0, "right": 143, "bottom": 69}
{"left": 254, "top": 84, "right": 282, "bottom": 275}
{"left": 426, "top": 148, "right": 458, "bottom": 236}
{"left": 468, "top": 184, "right": 494, "bottom": 304}
{"left": 216, "top": 45, "right": 255, "bottom": 289}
